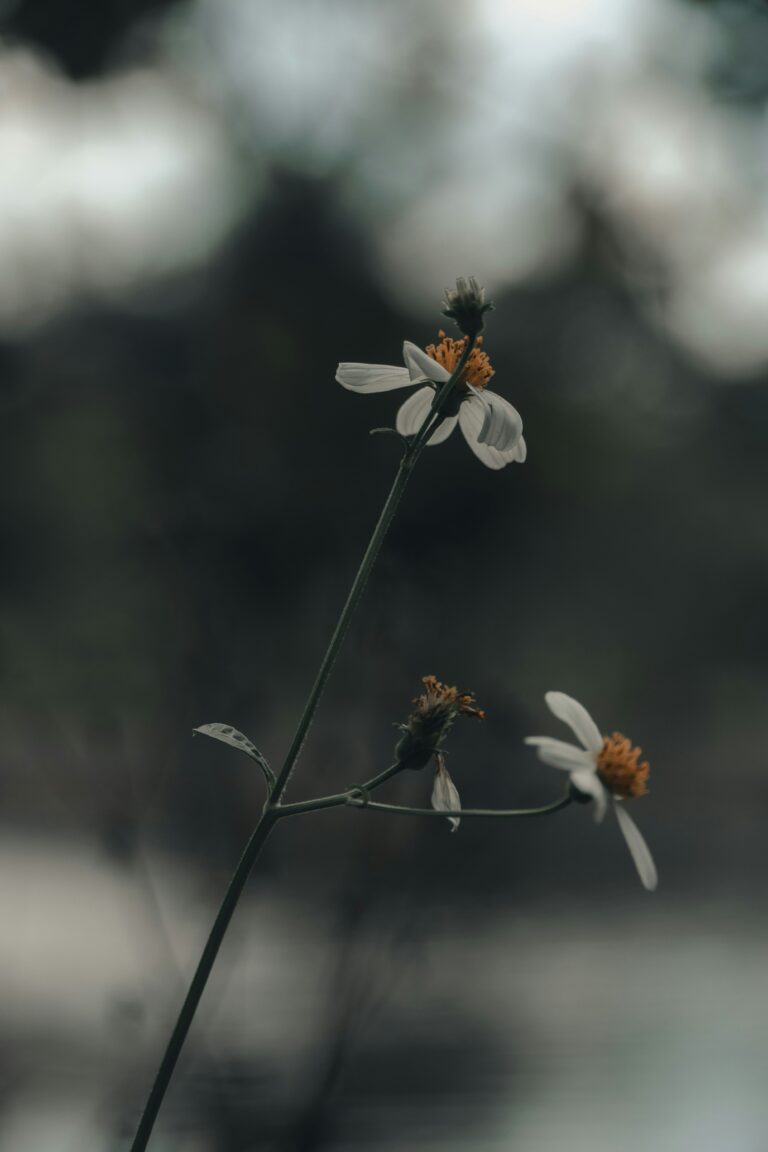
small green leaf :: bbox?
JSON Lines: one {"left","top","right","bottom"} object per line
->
{"left": 193, "top": 723, "right": 276, "bottom": 789}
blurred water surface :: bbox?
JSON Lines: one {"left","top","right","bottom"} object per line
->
{"left": 2, "top": 831, "right": 766, "bottom": 1151}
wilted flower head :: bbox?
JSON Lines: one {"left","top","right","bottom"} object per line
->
{"left": 525, "top": 691, "right": 657, "bottom": 891}
{"left": 441, "top": 276, "right": 494, "bottom": 337}
{"left": 395, "top": 674, "right": 484, "bottom": 770}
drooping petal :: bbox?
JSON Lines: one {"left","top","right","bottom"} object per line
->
{"left": 426, "top": 414, "right": 459, "bottom": 445}
{"left": 431, "top": 757, "right": 462, "bottom": 832}
{"left": 614, "top": 803, "right": 658, "bottom": 891}
{"left": 477, "top": 390, "right": 523, "bottom": 453}
{"left": 524, "top": 736, "right": 594, "bottom": 773}
{"left": 512, "top": 434, "right": 527, "bottom": 463}
{"left": 396, "top": 386, "right": 436, "bottom": 437}
{"left": 458, "top": 396, "right": 518, "bottom": 470}
{"left": 544, "top": 691, "right": 603, "bottom": 755}
{"left": 403, "top": 341, "right": 450, "bottom": 385}
{"left": 335, "top": 362, "right": 413, "bottom": 393}
{"left": 395, "top": 388, "right": 455, "bottom": 443}
{"left": 571, "top": 768, "right": 608, "bottom": 822}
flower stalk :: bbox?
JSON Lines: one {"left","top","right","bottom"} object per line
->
{"left": 345, "top": 790, "right": 573, "bottom": 820}
{"left": 129, "top": 333, "right": 479, "bottom": 1152}
{"left": 270, "top": 336, "right": 479, "bottom": 810}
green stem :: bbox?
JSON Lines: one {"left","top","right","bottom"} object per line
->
{"left": 358, "top": 761, "right": 404, "bottom": 792}
{"left": 269, "top": 455, "right": 414, "bottom": 800}
{"left": 277, "top": 777, "right": 572, "bottom": 822}
{"left": 271, "top": 335, "right": 475, "bottom": 803}
{"left": 346, "top": 792, "right": 573, "bottom": 819}
{"left": 129, "top": 338, "right": 475, "bottom": 1151}
{"left": 273, "top": 762, "right": 405, "bottom": 818}
{"left": 128, "top": 808, "right": 278, "bottom": 1152}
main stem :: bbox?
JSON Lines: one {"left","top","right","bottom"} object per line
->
{"left": 129, "top": 337, "right": 476, "bottom": 1151}
{"left": 128, "top": 808, "right": 277, "bottom": 1151}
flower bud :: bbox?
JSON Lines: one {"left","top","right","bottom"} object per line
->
{"left": 441, "top": 276, "right": 494, "bottom": 337}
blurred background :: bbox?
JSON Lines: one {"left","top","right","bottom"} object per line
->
{"left": 1, "top": 0, "right": 767, "bottom": 1148}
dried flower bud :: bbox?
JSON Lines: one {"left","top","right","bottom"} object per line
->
{"left": 441, "top": 276, "right": 494, "bottom": 337}
{"left": 395, "top": 674, "right": 484, "bottom": 769}
{"left": 431, "top": 752, "right": 462, "bottom": 832}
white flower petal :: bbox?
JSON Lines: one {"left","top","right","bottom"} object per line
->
{"left": 524, "top": 736, "right": 594, "bottom": 772}
{"left": 426, "top": 414, "right": 458, "bottom": 445}
{"left": 396, "top": 386, "right": 436, "bottom": 437}
{"left": 458, "top": 396, "right": 517, "bottom": 470}
{"left": 335, "top": 362, "right": 413, "bottom": 393}
{"left": 512, "top": 434, "right": 527, "bottom": 463}
{"left": 614, "top": 803, "right": 658, "bottom": 891}
{"left": 477, "top": 390, "right": 523, "bottom": 453}
{"left": 544, "top": 691, "right": 603, "bottom": 755}
{"left": 403, "top": 341, "right": 450, "bottom": 385}
{"left": 431, "top": 759, "right": 461, "bottom": 832}
{"left": 571, "top": 768, "right": 608, "bottom": 822}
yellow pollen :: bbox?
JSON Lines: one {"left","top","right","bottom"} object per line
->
{"left": 596, "top": 733, "right": 650, "bottom": 800}
{"left": 416, "top": 675, "right": 485, "bottom": 720}
{"left": 425, "top": 330, "right": 495, "bottom": 390}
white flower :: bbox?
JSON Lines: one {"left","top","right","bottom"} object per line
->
{"left": 525, "top": 691, "right": 658, "bottom": 891}
{"left": 336, "top": 331, "right": 525, "bottom": 470}
{"left": 431, "top": 752, "right": 462, "bottom": 832}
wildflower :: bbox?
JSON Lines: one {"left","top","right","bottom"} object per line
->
{"left": 441, "top": 275, "right": 494, "bottom": 337}
{"left": 336, "top": 332, "right": 525, "bottom": 470}
{"left": 395, "top": 676, "right": 482, "bottom": 830}
{"left": 431, "top": 751, "right": 462, "bottom": 832}
{"left": 524, "top": 691, "right": 658, "bottom": 891}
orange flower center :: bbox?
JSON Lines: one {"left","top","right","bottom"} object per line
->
{"left": 596, "top": 733, "right": 650, "bottom": 799}
{"left": 425, "top": 330, "right": 495, "bottom": 390}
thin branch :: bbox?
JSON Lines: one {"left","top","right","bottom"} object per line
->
{"left": 277, "top": 761, "right": 404, "bottom": 818}
{"left": 346, "top": 791, "right": 573, "bottom": 819}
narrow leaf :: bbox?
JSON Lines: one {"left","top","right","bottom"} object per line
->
{"left": 193, "top": 723, "right": 276, "bottom": 789}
